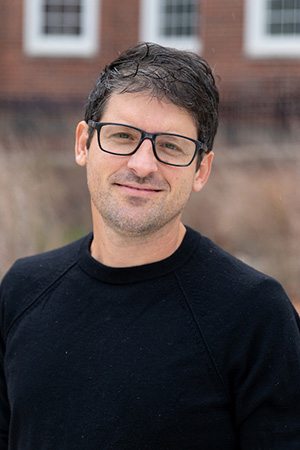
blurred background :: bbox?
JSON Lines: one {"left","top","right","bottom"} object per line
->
{"left": 0, "top": 0, "right": 299, "bottom": 309}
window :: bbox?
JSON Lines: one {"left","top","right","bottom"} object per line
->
{"left": 140, "top": 0, "right": 201, "bottom": 52}
{"left": 24, "top": 0, "right": 99, "bottom": 57}
{"left": 245, "top": 0, "right": 300, "bottom": 57}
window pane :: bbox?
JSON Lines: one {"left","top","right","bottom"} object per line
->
{"left": 282, "top": 22, "right": 295, "bottom": 32}
{"left": 269, "top": 23, "right": 282, "bottom": 34}
{"left": 268, "top": 0, "right": 283, "bottom": 10}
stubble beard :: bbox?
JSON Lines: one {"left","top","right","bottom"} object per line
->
{"left": 91, "top": 191, "right": 186, "bottom": 237}
{"left": 88, "top": 170, "right": 192, "bottom": 238}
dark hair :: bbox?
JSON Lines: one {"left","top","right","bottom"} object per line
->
{"left": 84, "top": 42, "right": 219, "bottom": 165}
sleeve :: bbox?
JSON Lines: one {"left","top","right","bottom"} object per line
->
{"left": 0, "top": 280, "right": 10, "bottom": 450}
{"left": 230, "top": 280, "right": 300, "bottom": 449}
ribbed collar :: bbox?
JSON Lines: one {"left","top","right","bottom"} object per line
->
{"left": 78, "top": 226, "right": 201, "bottom": 285}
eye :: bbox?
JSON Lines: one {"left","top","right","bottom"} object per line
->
{"left": 157, "top": 140, "right": 185, "bottom": 155}
{"left": 164, "top": 142, "right": 181, "bottom": 151}
{"left": 113, "top": 132, "right": 133, "bottom": 140}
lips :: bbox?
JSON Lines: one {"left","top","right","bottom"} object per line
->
{"left": 110, "top": 172, "right": 168, "bottom": 196}
{"left": 118, "top": 182, "right": 161, "bottom": 191}
{"left": 116, "top": 183, "right": 162, "bottom": 195}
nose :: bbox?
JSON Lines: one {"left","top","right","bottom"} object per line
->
{"left": 127, "top": 138, "right": 158, "bottom": 177}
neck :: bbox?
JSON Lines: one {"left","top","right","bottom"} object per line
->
{"left": 90, "top": 220, "right": 186, "bottom": 268}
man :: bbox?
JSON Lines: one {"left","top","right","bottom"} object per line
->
{"left": 1, "top": 42, "right": 300, "bottom": 449}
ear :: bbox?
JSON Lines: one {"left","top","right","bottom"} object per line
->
{"left": 75, "top": 121, "right": 89, "bottom": 166}
{"left": 192, "top": 151, "right": 214, "bottom": 192}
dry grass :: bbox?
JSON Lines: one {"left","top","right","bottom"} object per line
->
{"left": 1, "top": 120, "right": 299, "bottom": 308}
{"left": 0, "top": 131, "right": 92, "bottom": 276}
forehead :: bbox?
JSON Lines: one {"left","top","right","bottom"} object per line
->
{"left": 101, "top": 92, "right": 197, "bottom": 137}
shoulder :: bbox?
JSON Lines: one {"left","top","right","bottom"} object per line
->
{"left": 0, "top": 234, "right": 92, "bottom": 338}
{"left": 190, "top": 229, "right": 286, "bottom": 293}
{"left": 181, "top": 229, "right": 300, "bottom": 398}
{"left": 2, "top": 234, "right": 91, "bottom": 285}
{"left": 181, "top": 228, "right": 297, "bottom": 321}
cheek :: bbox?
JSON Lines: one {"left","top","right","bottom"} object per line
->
{"left": 174, "top": 169, "right": 196, "bottom": 190}
{"left": 171, "top": 175, "right": 195, "bottom": 200}
{"left": 164, "top": 167, "right": 188, "bottom": 186}
{"left": 86, "top": 156, "right": 104, "bottom": 192}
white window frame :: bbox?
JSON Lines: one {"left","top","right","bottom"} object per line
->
{"left": 24, "top": 0, "right": 99, "bottom": 57}
{"left": 245, "top": 0, "right": 300, "bottom": 58}
{"left": 140, "top": 0, "right": 201, "bottom": 53}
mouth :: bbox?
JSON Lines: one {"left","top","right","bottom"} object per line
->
{"left": 115, "top": 183, "right": 163, "bottom": 196}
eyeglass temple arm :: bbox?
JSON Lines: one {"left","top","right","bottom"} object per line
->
{"left": 88, "top": 120, "right": 97, "bottom": 128}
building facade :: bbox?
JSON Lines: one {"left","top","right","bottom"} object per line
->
{"left": 1, "top": 0, "right": 300, "bottom": 113}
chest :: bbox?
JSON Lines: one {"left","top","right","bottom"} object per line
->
{"left": 4, "top": 278, "right": 236, "bottom": 449}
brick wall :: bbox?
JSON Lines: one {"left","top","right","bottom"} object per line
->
{"left": 202, "top": 0, "right": 300, "bottom": 121}
{"left": 1, "top": 0, "right": 299, "bottom": 121}
{"left": 0, "top": 0, "right": 140, "bottom": 105}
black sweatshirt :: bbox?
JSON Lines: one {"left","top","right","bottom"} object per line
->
{"left": 1, "top": 227, "right": 300, "bottom": 449}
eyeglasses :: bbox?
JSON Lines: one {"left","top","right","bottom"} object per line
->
{"left": 88, "top": 121, "right": 208, "bottom": 167}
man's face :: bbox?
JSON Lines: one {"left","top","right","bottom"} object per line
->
{"left": 75, "top": 92, "right": 213, "bottom": 237}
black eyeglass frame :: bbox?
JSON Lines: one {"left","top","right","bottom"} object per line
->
{"left": 88, "top": 120, "right": 208, "bottom": 167}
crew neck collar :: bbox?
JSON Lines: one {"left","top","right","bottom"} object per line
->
{"left": 78, "top": 226, "right": 200, "bottom": 285}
